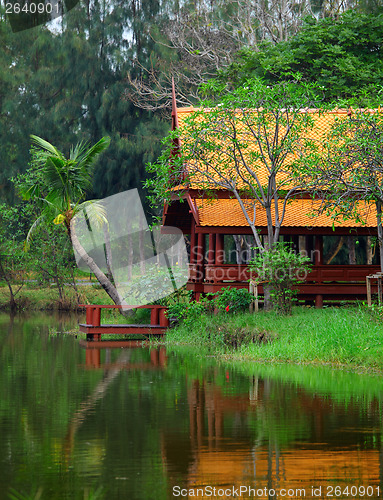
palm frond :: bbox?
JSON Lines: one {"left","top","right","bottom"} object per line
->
{"left": 44, "top": 157, "right": 67, "bottom": 191}
{"left": 72, "top": 200, "right": 107, "bottom": 230}
{"left": 18, "top": 182, "right": 41, "bottom": 201}
{"left": 24, "top": 215, "right": 46, "bottom": 249}
{"left": 30, "top": 135, "right": 63, "bottom": 159}
{"left": 76, "top": 137, "right": 111, "bottom": 170}
{"left": 70, "top": 141, "right": 89, "bottom": 160}
{"left": 8, "top": 487, "right": 43, "bottom": 500}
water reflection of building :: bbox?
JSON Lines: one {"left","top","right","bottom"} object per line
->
{"left": 80, "top": 340, "right": 167, "bottom": 370}
{"left": 163, "top": 378, "right": 382, "bottom": 499}
{"left": 75, "top": 343, "right": 383, "bottom": 499}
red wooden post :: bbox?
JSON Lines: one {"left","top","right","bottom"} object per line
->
{"left": 315, "top": 236, "right": 323, "bottom": 265}
{"left": 190, "top": 220, "right": 196, "bottom": 264}
{"left": 159, "top": 307, "right": 169, "bottom": 327}
{"left": 215, "top": 233, "right": 224, "bottom": 265}
{"left": 207, "top": 233, "right": 215, "bottom": 265}
{"left": 151, "top": 307, "right": 160, "bottom": 325}
{"left": 196, "top": 232, "right": 205, "bottom": 282}
{"left": 86, "top": 306, "right": 93, "bottom": 325}
{"left": 315, "top": 294, "right": 323, "bottom": 309}
{"left": 88, "top": 306, "right": 101, "bottom": 326}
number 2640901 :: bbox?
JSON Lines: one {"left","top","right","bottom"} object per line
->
{"left": 5, "top": 2, "right": 60, "bottom": 15}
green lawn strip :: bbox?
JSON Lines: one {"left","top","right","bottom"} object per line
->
{"left": 166, "top": 306, "right": 383, "bottom": 371}
{"left": 0, "top": 285, "right": 112, "bottom": 311}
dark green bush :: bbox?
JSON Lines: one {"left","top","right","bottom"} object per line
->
{"left": 213, "top": 287, "right": 254, "bottom": 313}
{"left": 249, "top": 242, "right": 311, "bottom": 314}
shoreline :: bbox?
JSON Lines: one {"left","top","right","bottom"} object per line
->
{"left": 3, "top": 285, "right": 383, "bottom": 374}
{"left": 164, "top": 305, "right": 383, "bottom": 373}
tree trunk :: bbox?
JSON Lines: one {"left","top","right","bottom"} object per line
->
{"left": 103, "top": 223, "right": 114, "bottom": 283}
{"left": 139, "top": 211, "right": 145, "bottom": 273}
{"left": 70, "top": 226, "right": 122, "bottom": 305}
{"left": 366, "top": 236, "right": 373, "bottom": 265}
{"left": 233, "top": 235, "right": 251, "bottom": 264}
{"left": 298, "top": 235, "right": 306, "bottom": 256}
{"left": 347, "top": 236, "right": 356, "bottom": 265}
{"left": 0, "top": 259, "right": 20, "bottom": 311}
{"left": 263, "top": 283, "right": 273, "bottom": 311}
{"left": 262, "top": 235, "right": 274, "bottom": 310}
{"left": 326, "top": 236, "right": 344, "bottom": 265}
{"left": 128, "top": 232, "right": 133, "bottom": 280}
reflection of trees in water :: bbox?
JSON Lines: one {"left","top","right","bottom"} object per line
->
{"left": 63, "top": 349, "right": 132, "bottom": 464}
{"left": 2, "top": 325, "right": 383, "bottom": 497}
{"left": 64, "top": 344, "right": 168, "bottom": 464}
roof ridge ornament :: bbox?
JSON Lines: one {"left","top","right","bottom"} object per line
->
{"left": 171, "top": 77, "right": 179, "bottom": 131}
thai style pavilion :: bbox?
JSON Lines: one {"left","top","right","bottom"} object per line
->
{"left": 162, "top": 92, "right": 380, "bottom": 307}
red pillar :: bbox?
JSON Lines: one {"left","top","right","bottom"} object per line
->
{"left": 190, "top": 220, "right": 196, "bottom": 264}
{"left": 151, "top": 307, "right": 160, "bottom": 325}
{"left": 159, "top": 307, "right": 169, "bottom": 327}
{"left": 315, "top": 235, "right": 323, "bottom": 265}
{"left": 207, "top": 233, "right": 216, "bottom": 265}
{"left": 315, "top": 235, "right": 324, "bottom": 308}
{"left": 215, "top": 234, "right": 224, "bottom": 265}
{"left": 315, "top": 294, "right": 323, "bottom": 308}
{"left": 196, "top": 232, "right": 205, "bottom": 282}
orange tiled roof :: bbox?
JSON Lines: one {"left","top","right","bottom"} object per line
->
{"left": 176, "top": 107, "right": 349, "bottom": 190}
{"left": 195, "top": 198, "right": 377, "bottom": 228}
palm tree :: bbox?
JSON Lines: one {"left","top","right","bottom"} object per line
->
{"left": 20, "top": 135, "right": 121, "bottom": 305}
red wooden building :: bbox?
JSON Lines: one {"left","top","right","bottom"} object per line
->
{"left": 162, "top": 94, "right": 380, "bottom": 307}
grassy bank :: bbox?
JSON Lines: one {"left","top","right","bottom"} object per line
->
{"left": 0, "top": 284, "right": 113, "bottom": 311}
{"left": 166, "top": 305, "right": 383, "bottom": 372}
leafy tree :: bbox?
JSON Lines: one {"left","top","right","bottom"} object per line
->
{"left": 249, "top": 242, "right": 311, "bottom": 315}
{"left": 27, "top": 223, "right": 81, "bottom": 308}
{"left": 18, "top": 135, "right": 122, "bottom": 304}
{"left": 0, "top": 204, "right": 30, "bottom": 309}
{"left": 294, "top": 105, "right": 383, "bottom": 272}
{"left": 128, "top": 0, "right": 382, "bottom": 110}
{"left": 222, "top": 10, "right": 383, "bottom": 102}
{"left": 147, "top": 77, "right": 321, "bottom": 248}
{"left": 146, "top": 76, "right": 323, "bottom": 309}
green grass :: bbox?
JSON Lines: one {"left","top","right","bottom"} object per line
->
{"left": 166, "top": 305, "right": 383, "bottom": 372}
{"left": 0, "top": 284, "right": 113, "bottom": 311}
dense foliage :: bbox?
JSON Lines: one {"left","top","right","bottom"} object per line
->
{"left": 222, "top": 10, "right": 383, "bottom": 103}
{"left": 0, "top": 0, "right": 170, "bottom": 205}
{"left": 249, "top": 242, "right": 312, "bottom": 315}
{"left": 2, "top": 2, "right": 383, "bottom": 309}
{"left": 294, "top": 105, "right": 383, "bottom": 272}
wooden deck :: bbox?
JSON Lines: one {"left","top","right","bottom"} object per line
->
{"left": 79, "top": 304, "right": 169, "bottom": 341}
{"left": 187, "top": 264, "right": 381, "bottom": 305}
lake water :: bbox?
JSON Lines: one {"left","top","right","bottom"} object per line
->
{"left": 1, "top": 313, "right": 383, "bottom": 500}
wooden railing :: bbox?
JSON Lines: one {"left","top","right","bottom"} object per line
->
{"left": 79, "top": 304, "right": 169, "bottom": 341}
{"left": 190, "top": 264, "right": 380, "bottom": 284}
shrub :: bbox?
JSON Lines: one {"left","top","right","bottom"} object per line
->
{"left": 167, "top": 296, "right": 214, "bottom": 326}
{"left": 249, "top": 242, "right": 311, "bottom": 315}
{"left": 213, "top": 287, "right": 254, "bottom": 314}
